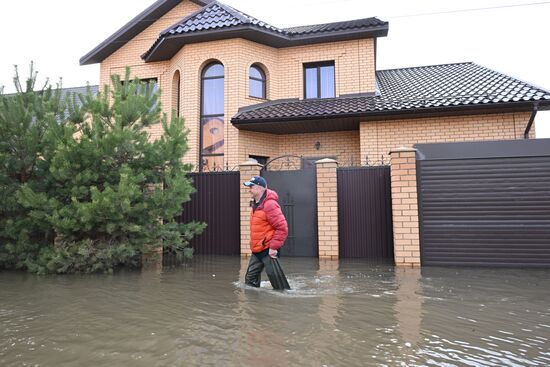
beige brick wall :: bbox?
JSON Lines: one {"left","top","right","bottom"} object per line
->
{"left": 239, "top": 130, "right": 360, "bottom": 167}
{"left": 389, "top": 148, "right": 420, "bottom": 267}
{"left": 316, "top": 159, "right": 339, "bottom": 259}
{"left": 277, "top": 38, "right": 376, "bottom": 99}
{"left": 98, "top": 1, "right": 377, "bottom": 169}
{"left": 360, "top": 112, "right": 530, "bottom": 163}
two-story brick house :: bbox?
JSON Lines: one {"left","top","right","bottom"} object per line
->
{"left": 80, "top": 0, "right": 550, "bottom": 172}
{"left": 80, "top": 0, "right": 550, "bottom": 265}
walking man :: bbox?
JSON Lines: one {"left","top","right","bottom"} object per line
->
{"left": 243, "top": 175, "right": 290, "bottom": 289}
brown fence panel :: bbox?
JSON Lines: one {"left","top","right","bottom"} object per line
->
{"left": 178, "top": 171, "right": 240, "bottom": 255}
{"left": 337, "top": 166, "right": 394, "bottom": 259}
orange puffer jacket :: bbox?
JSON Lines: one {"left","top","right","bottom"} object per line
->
{"left": 249, "top": 189, "right": 288, "bottom": 253}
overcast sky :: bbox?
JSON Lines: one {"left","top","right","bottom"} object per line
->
{"left": 1, "top": 0, "right": 549, "bottom": 137}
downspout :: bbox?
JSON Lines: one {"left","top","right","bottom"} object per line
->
{"left": 523, "top": 102, "right": 539, "bottom": 139}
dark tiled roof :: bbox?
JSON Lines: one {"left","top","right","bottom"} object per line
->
{"left": 80, "top": 0, "right": 213, "bottom": 65}
{"left": 162, "top": 1, "right": 284, "bottom": 36}
{"left": 232, "top": 62, "right": 550, "bottom": 125}
{"left": 283, "top": 18, "right": 387, "bottom": 35}
{"left": 143, "top": 1, "right": 388, "bottom": 62}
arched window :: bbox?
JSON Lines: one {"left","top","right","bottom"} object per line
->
{"left": 200, "top": 62, "right": 224, "bottom": 171}
{"left": 249, "top": 64, "right": 266, "bottom": 99}
{"left": 172, "top": 70, "right": 181, "bottom": 117}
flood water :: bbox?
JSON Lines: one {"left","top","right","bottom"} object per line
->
{"left": 1, "top": 256, "right": 549, "bottom": 367}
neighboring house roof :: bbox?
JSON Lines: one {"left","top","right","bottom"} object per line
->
{"left": 2, "top": 85, "right": 99, "bottom": 119}
{"left": 60, "top": 85, "right": 99, "bottom": 118}
{"left": 80, "top": 0, "right": 213, "bottom": 65}
{"left": 231, "top": 62, "right": 550, "bottom": 134}
{"left": 60, "top": 85, "right": 99, "bottom": 102}
{"left": 142, "top": 1, "right": 388, "bottom": 62}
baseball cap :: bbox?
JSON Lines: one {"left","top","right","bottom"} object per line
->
{"left": 243, "top": 176, "right": 267, "bottom": 188}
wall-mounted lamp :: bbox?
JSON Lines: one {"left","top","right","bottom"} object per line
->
{"left": 314, "top": 141, "right": 321, "bottom": 150}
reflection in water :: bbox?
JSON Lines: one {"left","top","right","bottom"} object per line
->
{"left": 1, "top": 257, "right": 550, "bottom": 366}
{"left": 394, "top": 267, "right": 422, "bottom": 347}
{"left": 317, "top": 260, "right": 341, "bottom": 329}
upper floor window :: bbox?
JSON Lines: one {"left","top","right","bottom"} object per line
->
{"left": 200, "top": 62, "right": 224, "bottom": 171}
{"left": 249, "top": 65, "right": 266, "bottom": 99}
{"left": 136, "top": 78, "right": 158, "bottom": 94}
{"left": 172, "top": 70, "right": 181, "bottom": 117}
{"left": 304, "top": 61, "right": 335, "bottom": 99}
{"left": 122, "top": 77, "right": 158, "bottom": 110}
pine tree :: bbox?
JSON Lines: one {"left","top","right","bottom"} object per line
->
{"left": 11, "top": 67, "right": 204, "bottom": 273}
{"left": 0, "top": 62, "right": 64, "bottom": 269}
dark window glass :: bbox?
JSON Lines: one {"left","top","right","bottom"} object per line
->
{"left": 249, "top": 65, "right": 266, "bottom": 99}
{"left": 201, "top": 63, "right": 224, "bottom": 171}
{"left": 249, "top": 155, "right": 268, "bottom": 166}
{"left": 304, "top": 62, "right": 335, "bottom": 99}
{"left": 125, "top": 78, "right": 158, "bottom": 110}
{"left": 172, "top": 71, "right": 180, "bottom": 117}
{"left": 123, "top": 78, "right": 157, "bottom": 94}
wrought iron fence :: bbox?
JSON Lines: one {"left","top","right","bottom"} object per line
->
{"left": 336, "top": 154, "right": 389, "bottom": 168}
{"left": 190, "top": 163, "right": 240, "bottom": 173}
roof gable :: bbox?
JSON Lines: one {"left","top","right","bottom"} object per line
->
{"left": 142, "top": 1, "right": 388, "bottom": 62}
{"left": 81, "top": 0, "right": 388, "bottom": 64}
{"left": 161, "top": 1, "right": 284, "bottom": 36}
{"left": 80, "top": 0, "right": 213, "bottom": 65}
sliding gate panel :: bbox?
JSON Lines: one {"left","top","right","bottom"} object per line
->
{"left": 416, "top": 139, "right": 550, "bottom": 267}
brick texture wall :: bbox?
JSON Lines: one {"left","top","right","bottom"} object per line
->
{"left": 98, "top": 0, "right": 377, "bottom": 169}
{"left": 239, "top": 130, "right": 360, "bottom": 166}
{"left": 315, "top": 159, "right": 339, "bottom": 259}
{"left": 360, "top": 112, "right": 530, "bottom": 163}
{"left": 389, "top": 148, "right": 420, "bottom": 267}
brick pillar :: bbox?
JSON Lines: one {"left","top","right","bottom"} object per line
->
{"left": 390, "top": 147, "right": 420, "bottom": 267}
{"left": 239, "top": 161, "right": 262, "bottom": 257}
{"left": 315, "top": 158, "right": 339, "bottom": 260}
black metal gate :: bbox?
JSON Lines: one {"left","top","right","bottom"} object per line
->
{"left": 261, "top": 156, "right": 318, "bottom": 257}
{"left": 178, "top": 171, "right": 240, "bottom": 255}
{"left": 416, "top": 139, "right": 550, "bottom": 267}
{"left": 337, "top": 166, "right": 394, "bottom": 259}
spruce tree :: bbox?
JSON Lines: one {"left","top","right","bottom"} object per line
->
{"left": 13, "top": 67, "right": 204, "bottom": 273}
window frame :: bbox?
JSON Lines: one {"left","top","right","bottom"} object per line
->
{"left": 200, "top": 62, "right": 225, "bottom": 172}
{"left": 303, "top": 61, "right": 336, "bottom": 99}
{"left": 249, "top": 64, "right": 266, "bottom": 99}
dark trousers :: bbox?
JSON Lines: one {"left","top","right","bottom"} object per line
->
{"left": 245, "top": 250, "right": 276, "bottom": 288}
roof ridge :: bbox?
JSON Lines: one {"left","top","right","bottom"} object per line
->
{"left": 376, "top": 61, "right": 473, "bottom": 73}
{"left": 214, "top": 1, "right": 252, "bottom": 25}
{"left": 160, "top": 1, "right": 217, "bottom": 36}
{"left": 160, "top": 0, "right": 285, "bottom": 37}
{"left": 217, "top": 1, "right": 286, "bottom": 34}
{"left": 284, "top": 17, "right": 382, "bottom": 31}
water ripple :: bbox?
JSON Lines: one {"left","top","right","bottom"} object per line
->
{"left": 1, "top": 258, "right": 549, "bottom": 366}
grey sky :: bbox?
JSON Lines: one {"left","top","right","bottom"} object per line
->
{"left": 1, "top": 0, "right": 549, "bottom": 137}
